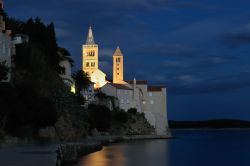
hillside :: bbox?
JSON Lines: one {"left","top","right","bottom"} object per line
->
{"left": 169, "top": 119, "right": 250, "bottom": 129}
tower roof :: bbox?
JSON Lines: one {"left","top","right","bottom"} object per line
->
{"left": 113, "top": 46, "right": 123, "bottom": 56}
{"left": 85, "top": 26, "right": 95, "bottom": 45}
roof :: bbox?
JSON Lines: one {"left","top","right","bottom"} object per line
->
{"left": 85, "top": 26, "right": 95, "bottom": 45}
{"left": 126, "top": 80, "right": 148, "bottom": 85}
{"left": 148, "top": 86, "right": 166, "bottom": 92}
{"left": 113, "top": 46, "right": 123, "bottom": 56}
{"left": 110, "top": 83, "right": 133, "bottom": 90}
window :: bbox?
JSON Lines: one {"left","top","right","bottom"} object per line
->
{"left": 86, "top": 62, "right": 90, "bottom": 67}
{"left": 150, "top": 100, "right": 154, "bottom": 105}
{"left": 116, "top": 58, "right": 120, "bottom": 62}
{"left": 117, "top": 73, "right": 119, "bottom": 75}
{"left": 149, "top": 92, "right": 153, "bottom": 97}
{"left": 91, "top": 62, "right": 95, "bottom": 67}
{"left": 117, "top": 68, "right": 119, "bottom": 71}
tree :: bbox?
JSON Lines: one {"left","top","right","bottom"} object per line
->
{"left": 72, "top": 70, "right": 91, "bottom": 95}
{"left": 87, "top": 104, "right": 112, "bottom": 131}
{"left": 0, "top": 61, "right": 9, "bottom": 81}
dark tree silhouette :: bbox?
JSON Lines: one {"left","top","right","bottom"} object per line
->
{"left": 72, "top": 70, "right": 91, "bottom": 95}
{"left": 0, "top": 61, "right": 9, "bottom": 81}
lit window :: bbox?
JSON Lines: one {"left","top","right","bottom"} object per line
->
{"left": 150, "top": 100, "right": 154, "bottom": 105}
{"left": 149, "top": 92, "right": 153, "bottom": 97}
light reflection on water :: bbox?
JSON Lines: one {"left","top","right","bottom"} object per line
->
{"left": 77, "top": 140, "right": 169, "bottom": 166}
{"left": 77, "top": 130, "right": 250, "bottom": 166}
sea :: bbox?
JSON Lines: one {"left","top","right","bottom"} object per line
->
{"left": 77, "top": 130, "right": 250, "bottom": 166}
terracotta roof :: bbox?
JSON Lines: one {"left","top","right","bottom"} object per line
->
{"left": 148, "top": 86, "right": 166, "bottom": 92}
{"left": 126, "top": 80, "right": 148, "bottom": 85}
{"left": 110, "top": 83, "right": 133, "bottom": 90}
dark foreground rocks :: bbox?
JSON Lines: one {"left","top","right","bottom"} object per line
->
{"left": 56, "top": 135, "right": 173, "bottom": 166}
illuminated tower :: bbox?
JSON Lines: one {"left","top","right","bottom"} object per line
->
{"left": 113, "top": 46, "right": 124, "bottom": 84}
{"left": 82, "top": 26, "right": 106, "bottom": 89}
{"left": 82, "top": 26, "right": 98, "bottom": 75}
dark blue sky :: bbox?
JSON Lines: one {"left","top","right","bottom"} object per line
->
{"left": 5, "top": 0, "right": 250, "bottom": 120}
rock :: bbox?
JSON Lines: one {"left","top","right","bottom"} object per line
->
{"left": 90, "top": 128, "right": 100, "bottom": 137}
{"left": 38, "top": 127, "right": 56, "bottom": 140}
{"left": 57, "top": 142, "right": 102, "bottom": 165}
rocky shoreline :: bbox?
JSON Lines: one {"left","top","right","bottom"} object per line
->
{"left": 0, "top": 135, "right": 173, "bottom": 166}
{"left": 57, "top": 135, "right": 173, "bottom": 166}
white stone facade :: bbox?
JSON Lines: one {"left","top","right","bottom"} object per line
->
{"left": 0, "top": 33, "right": 12, "bottom": 82}
{"left": 0, "top": 0, "right": 14, "bottom": 82}
{"left": 101, "top": 80, "right": 169, "bottom": 135}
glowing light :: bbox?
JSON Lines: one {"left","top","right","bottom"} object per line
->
{"left": 70, "top": 84, "right": 76, "bottom": 94}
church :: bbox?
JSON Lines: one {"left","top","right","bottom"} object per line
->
{"left": 82, "top": 27, "right": 170, "bottom": 136}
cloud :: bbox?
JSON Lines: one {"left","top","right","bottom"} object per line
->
{"left": 136, "top": 43, "right": 199, "bottom": 57}
{"left": 168, "top": 72, "right": 250, "bottom": 95}
{"left": 162, "top": 60, "right": 191, "bottom": 68}
{"left": 99, "top": 48, "right": 114, "bottom": 58}
{"left": 219, "top": 23, "right": 250, "bottom": 46}
{"left": 55, "top": 28, "right": 73, "bottom": 39}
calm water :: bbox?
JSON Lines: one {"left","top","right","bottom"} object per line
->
{"left": 77, "top": 130, "right": 250, "bottom": 166}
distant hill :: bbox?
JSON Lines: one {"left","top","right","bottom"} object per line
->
{"left": 169, "top": 119, "right": 250, "bottom": 129}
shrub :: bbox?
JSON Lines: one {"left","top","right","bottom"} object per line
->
{"left": 88, "top": 104, "right": 111, "bottom": 131}
{"left": 112, "top": 109, "right": 128, "bottom": 123}
{"left": 128, "top": 108, "right": 137, "bottom": 115}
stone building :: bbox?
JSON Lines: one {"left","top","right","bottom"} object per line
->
{"left": 58, "top": 48, "right": 74, "bottom": 87}
{"left": 82, "top": 27, "right": 170, "bottom": 135}
{"left": 0, "top": 0, "right": 15, "bottom": 82}
{"left": 82, "top": 27, "right": 106, "bottom": 89}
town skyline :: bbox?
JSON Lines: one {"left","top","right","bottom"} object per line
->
{"left": 5, "top": 0, "right": 250, "bottom": 120}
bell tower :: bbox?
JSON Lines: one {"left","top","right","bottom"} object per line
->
{"left": 82, "top": 26, "right": 99, "bottom": 76}
{"left": 113, "top": 46, "right": 124, "bottom": 84}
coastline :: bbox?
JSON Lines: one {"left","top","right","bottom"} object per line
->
{"left": 171, "top": 128, "right": 250, "bottom": 131}
{"left": 57, "top": 134, "right": 174, "bottom": 165}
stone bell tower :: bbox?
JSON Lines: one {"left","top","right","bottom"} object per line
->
{"left": 113, "top": 46, "right": 124, "bottom": 84}
{"left": 82, "top": 26, "right": 99, "bottom": 76}
{"left": 82, "top": 26, "right": 107, "bottom": 89}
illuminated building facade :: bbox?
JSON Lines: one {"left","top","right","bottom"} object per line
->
{"left": 82, "top": 27, "right": 106, "bottom": 89}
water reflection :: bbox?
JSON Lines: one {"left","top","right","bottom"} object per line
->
{"left": 77, "top": 140, "right": 169, "bottom": 166}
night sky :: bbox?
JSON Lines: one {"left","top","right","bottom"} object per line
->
{"left": 5, "top": 0, "right": 250, "bottom": 121}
